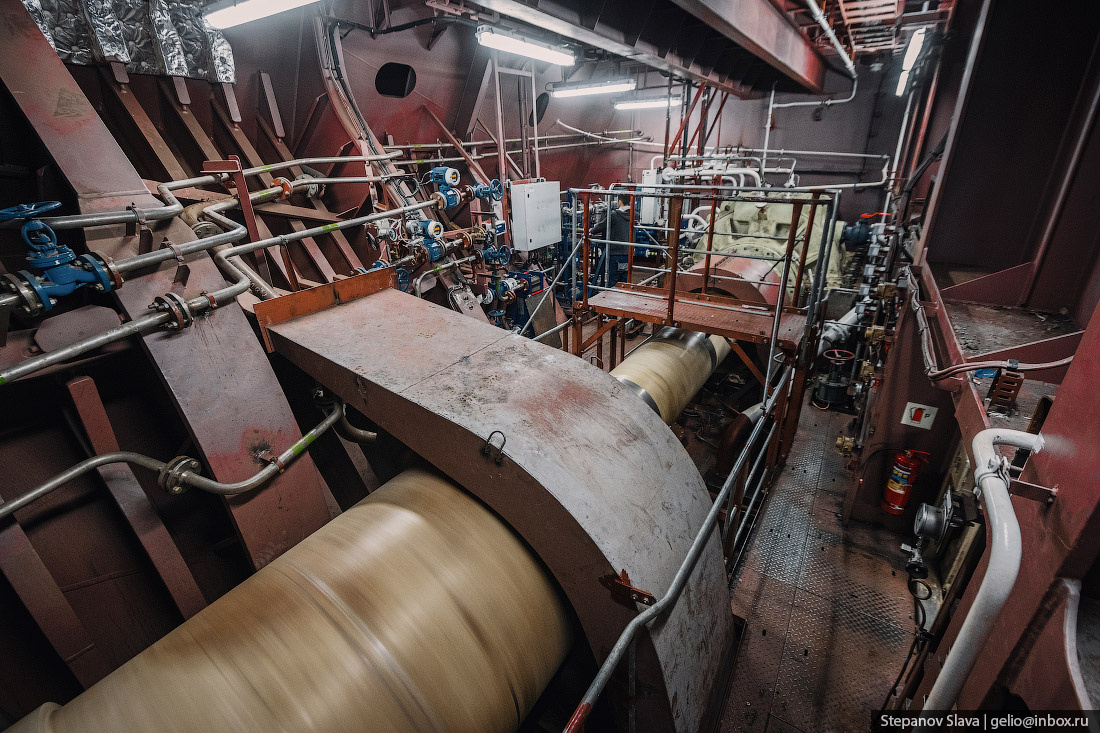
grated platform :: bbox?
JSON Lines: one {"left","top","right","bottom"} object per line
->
{"left": 721, "top": 403, "right": 917, "bottom": 732}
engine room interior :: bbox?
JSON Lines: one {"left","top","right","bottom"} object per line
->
{"left": 1, "top": 0, "right": 1098, "bottom": 731}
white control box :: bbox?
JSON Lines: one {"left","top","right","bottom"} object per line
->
{"left": 510, "top": 181, "right": 561, "bottom": 252}
{"left": 639, "top": 168, "right": 660, "bottom": 225}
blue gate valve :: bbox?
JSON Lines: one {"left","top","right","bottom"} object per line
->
{"left": 0, "top": 201, "right": 114, "bottom": 313}
{"left": 471, "top": 179, "right": 503, "bottom": 202}
{"left": 481, "top": 243, "right": 511, "bottom": 267}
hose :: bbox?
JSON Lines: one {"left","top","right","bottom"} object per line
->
{"left": 904, "top": 268, "right": 1074, "bottom": 380}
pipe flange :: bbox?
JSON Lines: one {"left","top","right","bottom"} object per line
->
{"left": 159, "top": 456, "right": 200, "bottom": 495}
{"left": 151, "top": 292, "right": 195, "bottom": 331}
{"left": 191, "top": 220, "right": 222, "bottom": 239}
{"left": 99, "top": 255, "right": 126, "bottom": 290}
{"left": 1, "top": 272, "right": 44, "bottom": 317}
{"left": 273, "top": 177, "right": 295, "bottom": 200}
{"left": 292, "top": 174, "right": 321, "bottom": 199}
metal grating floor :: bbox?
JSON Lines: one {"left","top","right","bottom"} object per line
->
{"left": 720, "top": 403, "right": 917, "bottom": 732}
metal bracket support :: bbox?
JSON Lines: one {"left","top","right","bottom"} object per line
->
{"left": 1009, "top": 478, "right": 1057, "bottom": 505}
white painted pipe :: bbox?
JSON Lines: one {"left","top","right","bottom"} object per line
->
{"left": 803, "top": 0, "right": 857, "bottom": 78}
{"left": 661, "top": 166, "right": 762, "bottom": 186}
{"left": 924, "top": 428, "right": 1044, "bottom": 710}
{"left": 818, "top": 306, "right": 860, "bottom": 356}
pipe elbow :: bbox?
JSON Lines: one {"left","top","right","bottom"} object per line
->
{"left": 971, "top": 428, "right": 1044, "bottom": 476}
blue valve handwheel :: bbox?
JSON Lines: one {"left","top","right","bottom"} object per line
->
{"left": 0, "top": 200, "right": 61, "bottom": 222}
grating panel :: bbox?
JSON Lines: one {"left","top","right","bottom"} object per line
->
{"left": 798, "top": 527, "right": 914, "bottom": 627}
{"left": 772, "top": 589, "right": 913, "bottom": 732}
{"left": 723, "top": 578, "right": 797, "bottom": 732}
{"left": 721, "top": 398, "right": 916, "bottom": 731}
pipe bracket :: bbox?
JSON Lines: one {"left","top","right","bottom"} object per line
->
{"left": 1008, "top": 478, "right": 1057, "bottom": 506}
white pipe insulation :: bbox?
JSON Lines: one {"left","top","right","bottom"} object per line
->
{"left": 611, "top": 328, "right": 732, "bottom": 424}
{"left": 923, "top": 428, "right": 1045, "bottom": 710}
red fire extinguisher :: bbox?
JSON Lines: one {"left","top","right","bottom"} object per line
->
{"left": 880, "top": 450, "right": 930, "bottom": 515}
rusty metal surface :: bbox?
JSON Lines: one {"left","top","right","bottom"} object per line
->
{"left": 0, "top": 522, "right": 110, "bottom": 690}
{"left": 65, "top": 376, "right": 206, "bottom": 619}
{"left": 0, "top": 2, "right": 335, "bottom": 569}
{"left": 254, "top": 267, "right": 393, "bottom": 351}
{"left": 267, "top": 288, "right": 732, "bottom": 733}
{"left": 588, "top": 287, "right": 803, "bottom": 350}
{"left": 911, "top": 275, "right": 1100, "bottom": 710}
{"left": 722, "top": 404, "right": 915, "bottom": 732}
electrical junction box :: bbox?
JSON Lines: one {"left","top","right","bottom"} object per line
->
{"left": 901, "top": 402, "right": 938, "bottom": 430}
{"left": 639, "top": 168, "right": 660, "bottom": 225}
{"left": 510, "top": 180, "right": 561, "bottom": 252}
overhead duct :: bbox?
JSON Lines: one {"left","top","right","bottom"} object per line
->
{"left": 8, "top": 469, "right": 571, "bottom": 733}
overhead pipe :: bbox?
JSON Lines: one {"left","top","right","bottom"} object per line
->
{"left": 772, "top": 75, "right": 858, "bottom": 110}
{"left": 385, "top": 130, "right": 642, "bottom": 151}
{"left": 803, "top": 0, "right": 857, "bottom": 79}
{"left": 923, "top": 428, "right": 1044, "bottom": 710}
{"left": 661, "top": 166, "right": 762, "bottom": 186}
{"left": 0, "top": 154, "right": 404, "bottom": 232}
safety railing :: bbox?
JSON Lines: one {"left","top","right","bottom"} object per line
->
{"left": 562, "top": 366, "right": 793, "bottom": 731}
{"left": 555, "top": 183, "right": 844, "bottom": 729}
{"left": 562, "top": 184, "right": 837, "bottom": 384}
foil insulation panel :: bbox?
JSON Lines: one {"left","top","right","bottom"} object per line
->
{"left": 19, "top": 0, "right": 235, "bottom": 81}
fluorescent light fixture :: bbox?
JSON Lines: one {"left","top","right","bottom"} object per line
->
{"left": 895, "top": 27, "right": 928, "bottom": 96}
{"left": 550, "top": 79, "right": 637, "bottom": 98}
{"left": 204, "top": 0, "right": 323, "bottom": 29}
{"left": 614, "top": 97, "right": 682, "bottom": 111}
{"left": 476, "top": 25, "right": 575, "bottom": 66}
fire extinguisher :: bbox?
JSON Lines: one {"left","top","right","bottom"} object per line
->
{"left": 880, "top": 450, "right": 930, "bottom": 515}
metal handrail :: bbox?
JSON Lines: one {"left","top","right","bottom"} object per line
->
{"left": 562, "top": 367, "right": 792, "bottom": 731}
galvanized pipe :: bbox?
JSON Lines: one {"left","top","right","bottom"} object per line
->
{"left": 2, "top": 154, "right": 402, "bottom": 232}
{"left": 520, "top": 228, "right": 587, "bottom": 335}
{"left": 0, "top": 198, "right": 439, "bottom": 386}
{"left": 923, "top": 428, "right": 1044, "bottom": 710}
{"left": 723, "top": 421, "right": 779, "bottom": 546}
{"left": 588, "top": 237, "right": 784, "bottom": 260}
{"left": 803, "top": 0, "right": 857, "bottom": 78}
{"left": 413, "top": 255, "right": 477, "bottom": 296}
{"left": 178, "top": 406, "right": 343, "bottom": 496}
{"left": 0, "top": 403, "right": 347, "bottom": 520}
{"left": 0, "top": 452, "right": 166, "bottom": 519}
{"left": 562, "top": 367, "right": 791, "bottom": 730}
{"left": 532, "top": 320, "right": 570, "bottom": 343}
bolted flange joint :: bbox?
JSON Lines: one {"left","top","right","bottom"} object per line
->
{"left": 158, "top": 456, "right": 201, "bottom": 495}
{"left": 150, "top": 291, "right": 195, "bottom": 331}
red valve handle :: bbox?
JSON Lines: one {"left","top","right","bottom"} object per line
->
{"left": 823, "top": 348, "right": 855, "bottom": 363}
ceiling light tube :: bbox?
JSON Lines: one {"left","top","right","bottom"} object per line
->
{"left": 550, "top": 79, "right": 637, "bottom": 98}
{"left": 614, "top": 97, "right": 682, "bottom": 111}
{"left": 895, "top": 28, "right": 928, "bottom": 96}
{"left": 204, "top": 0, "right": 323, "bottom": 29}
{"left": 476, "top": 25, "right": 575, "bottom": 66}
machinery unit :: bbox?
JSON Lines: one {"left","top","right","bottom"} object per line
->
{"left": 1, "top": 1, "right": 1098, "bottom": 732}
